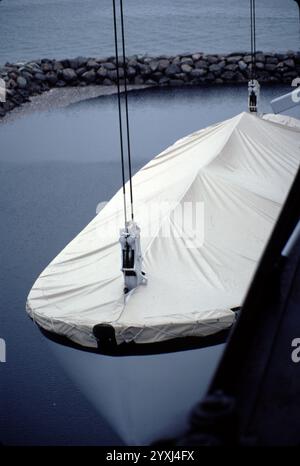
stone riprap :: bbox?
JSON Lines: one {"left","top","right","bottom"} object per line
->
{"left": 1, "top": 51, "right": 300, "bottom": 118}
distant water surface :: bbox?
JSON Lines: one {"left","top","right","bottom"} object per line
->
{"left": 0, "top": 0, "right": 299, "bottom": 65}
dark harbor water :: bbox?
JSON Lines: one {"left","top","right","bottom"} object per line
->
{"left": 0, "top": 85, "right": 298, "bottom": 445}
{"left": 0, "top": 0, "right": 299, "bottom": 65}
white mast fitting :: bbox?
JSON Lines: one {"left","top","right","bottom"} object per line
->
{"left": 248, "top": 0, "right": 259, "bottom": 113}
{"left": 120, "top": 221, "right": 147, "bottom": 294}
{"left": 270, "top": 79, "right": 300, "bottom": 114}
{"left": 248, "top": 79, "right": 260, "bottom": 113}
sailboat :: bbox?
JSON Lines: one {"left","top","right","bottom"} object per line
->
{"left": 26, "top": 0, "right": 300, "bottom": 446}
{"left": 26, "top": 110, "right": 300, "bottom": 444}
{"left": 27, "top": 110, "right": 300, "bottom": 351}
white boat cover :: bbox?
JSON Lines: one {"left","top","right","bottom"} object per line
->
{"left": 26, "top": 112, "right": 300, "bottom": 348}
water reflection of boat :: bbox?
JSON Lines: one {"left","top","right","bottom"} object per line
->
{"left": 48, "top": 337, "right": 225, "bottom": 445}
{"left": 26, "top": 111, "right": 300, "bottom": 445}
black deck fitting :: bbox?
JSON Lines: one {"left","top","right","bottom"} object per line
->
{"left": 93, "top": 324, "right": 117, "bottom": 352}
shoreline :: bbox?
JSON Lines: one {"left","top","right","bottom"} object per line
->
{"left": 1, "top": 51, "right": 299, "bottom": 120}
{"left": 0, "top": 84, "right": 149, "bottom": 124}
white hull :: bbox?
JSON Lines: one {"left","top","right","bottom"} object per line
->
{"left": 48, "top": 341, "right": 224, "bottom": 445}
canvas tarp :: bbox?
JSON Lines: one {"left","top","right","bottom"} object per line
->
{"left": 26, "top": 112, "right": 300, "bottom": 347}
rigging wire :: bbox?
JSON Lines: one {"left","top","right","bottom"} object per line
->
{"left": 250, "top": 0, "right": 257, "bottom": 80}
{"left": 112, "top": 0, "right": 127, "bottom": 227}
{"left": 112, "top": 1, "right": 145, "bottom": 292}
{"left": 120, "top": 0, "right": 134, "bottom": 221}
{"left": 253, "top": 0, "right": 256, "bottom": 64}
{"left": 112, "top": 0, "right": 135, "bottom": 227}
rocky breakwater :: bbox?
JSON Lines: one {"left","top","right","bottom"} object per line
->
{"left": 1, "top": 51, "right": 300, "bottom": 119}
